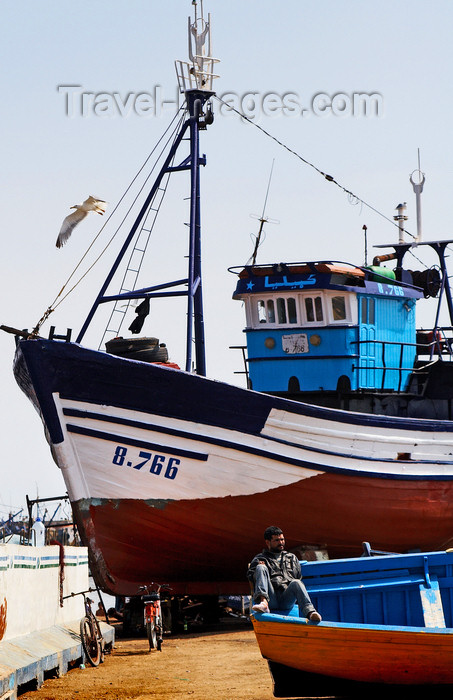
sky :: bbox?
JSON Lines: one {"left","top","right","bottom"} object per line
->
{"left": 1, "top": 0, "right": 453, "bottom": 518}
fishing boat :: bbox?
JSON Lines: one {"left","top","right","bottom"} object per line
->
{"left": 251, "top": 547, "right": 453, "bottom": 695}
{"left": 6, "top": 3, "right": 453, "bottom": 596}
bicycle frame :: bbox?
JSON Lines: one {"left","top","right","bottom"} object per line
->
{"left": 64, "top": 588, "right": 105, "bottom": 666}
{"left": 139, "top": 582, "right": 170, "bottom": 652}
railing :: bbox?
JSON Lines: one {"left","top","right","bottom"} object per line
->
{"left": 0, "top": 525, "right": 29, "bottom": 545}
{"left": 229, "top": 345, "right": 249, "bottom": 384}
{"left": 352, "top": 329, "right": 453, "bottom": 392}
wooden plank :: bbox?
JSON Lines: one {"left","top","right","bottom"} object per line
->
{"left": 253, "top": 616, "right": 453, "bottom": 684}
{"left": 419, "top": 579, "right": 446, "bottom": 628}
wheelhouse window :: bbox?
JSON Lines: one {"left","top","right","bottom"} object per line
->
{"left": 360, "top": 297, "right": 366, "bottom": 324}
{"left": 326, "top": 293, "right": 354, "bottom": 324}
{"left": 304, "top": 296, "right": 324, "bottom": 323}
{"left": 256, "top": 297, "right": 297, "bottom": 326}
{"left": 277, "top": 297, "right": 297, "bottom": 324}
{"left": 361, "top": 297, "right": 375, "bottom": 324}
{"left": 332, "top": 295, "right": 346, "bottom": 321}
{"left": 258, "top": 299, "right": 275, "bottom": 323}
{"left": 287, "top": 298, "right": 297, "bottom": 323}
{"left": 277, "top": 298, "right": 287, "bottom": 323}
{"left": 267, "top": 300, "right": 276, "bottom": 323}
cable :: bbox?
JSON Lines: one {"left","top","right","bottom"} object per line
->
{"left": 31, "top": 105, "right": 187, "bottom": 336}
{"left": 214, "top": 95, "right": 417, "bottom": 242}
{"left": 52, "top": 111, "right": 186, "bottom": 310}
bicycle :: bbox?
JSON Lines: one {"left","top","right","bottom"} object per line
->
{"left": 64, "top": 588, "right": 105, "bottom": 666}
{"left": 139, "top": 582, "right": 171, "bottom": 651}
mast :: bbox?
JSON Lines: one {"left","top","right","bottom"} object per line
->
{"left": 176, "top": 1, "right": 219, "bottom": 374}
{"left": 375, "top": 161, "right": 453, "bottom": 328}
{"left": 77, "top": 2, "right": 219, "bottom": 377}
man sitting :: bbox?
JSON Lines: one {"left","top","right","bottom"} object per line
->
{"left": 247, "top": 525, "right": 322, "bottom": 623}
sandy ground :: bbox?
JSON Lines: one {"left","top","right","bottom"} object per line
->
{"left": 19, "top": 623, "right": 283, "bottom": 700}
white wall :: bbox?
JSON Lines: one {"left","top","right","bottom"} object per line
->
{"left": 0, "top": 544, "right": 88, "bottom": 641}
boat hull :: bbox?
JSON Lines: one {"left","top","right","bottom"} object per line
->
{"left": 252, "top": 550, "right": 453, "bottom": 693}
{"left": 14, "top": 337, "right": 453, "bottom": 594}
{"left": 252, "top": 615, "right": 453, "bottom": 690}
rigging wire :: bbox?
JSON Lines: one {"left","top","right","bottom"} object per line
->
{"left": 214, "top": 96, "right": 432, "bottom": 272}
{"left": 29, "top": 93, "right": 440, "bottom": 341}
{"left": 214, "top": 95, "right": 418, "bottom": 243}
{"left": 31, "top": 105, "right": 187, "bottom": 336}
{"left": 98, "top": 124, "right": 183, "bottom": 349}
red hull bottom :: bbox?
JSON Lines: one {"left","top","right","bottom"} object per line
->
{"left": 73, "top": 470, "right": 453, "bottom": 595}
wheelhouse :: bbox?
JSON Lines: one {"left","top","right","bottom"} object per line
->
{"left": 232, "top": 261, "right": 424, "bottom": 396}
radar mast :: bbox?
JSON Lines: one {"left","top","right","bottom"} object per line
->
{"left": 175, "top": 1, "right": 220, "bottom": 94}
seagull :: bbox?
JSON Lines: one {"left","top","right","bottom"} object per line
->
{"left": 56, "top": 195, "right": 107, "bottom": 248}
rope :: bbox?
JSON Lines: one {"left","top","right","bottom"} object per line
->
{"left": 31, "top": 105, "right": 187, "bottom": 336}
{"left": 98, "top": 136, "right": 180, "bottom": 349}
{"left": 214, "top": 95, "right": 418, "bottom": 243}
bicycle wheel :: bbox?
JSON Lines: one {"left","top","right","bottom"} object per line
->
{"left": 80, "top": 615, "right": 101, "bottom": 666}
{"left": 146, "top": 620, "right": 157, "bottom": 650}
{"left": 93, "top": 614, "right": 106, "bottom": 663}
{"left": 156, "top": 622, "right": 163, "bottom": 651}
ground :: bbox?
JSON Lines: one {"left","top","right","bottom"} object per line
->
{"left": 19, "top": 624, "right": 281, "bottom": 700}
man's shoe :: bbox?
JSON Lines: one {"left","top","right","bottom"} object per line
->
{"left": 308, "top": 610, "right": 322, "bottom": 623}
{"left": 252, "top": 600, "right": 270, "bottom": 614}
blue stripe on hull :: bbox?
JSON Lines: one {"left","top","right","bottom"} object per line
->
{"left": 66, "top": 424, "right": 208, "bottom": 461}
{"left": 63, "top": 408, "right": 453, "bottom": 481}
{"left": 63, "top": 407, "right": 453, "bottom": 472}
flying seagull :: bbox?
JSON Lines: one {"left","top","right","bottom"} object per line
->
{"left": 56, "top": 195, "right": 107, "bottom": 248}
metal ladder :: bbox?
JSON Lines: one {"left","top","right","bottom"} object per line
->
{"left": 99, "top": 180, "right": 170, "bottom": 350}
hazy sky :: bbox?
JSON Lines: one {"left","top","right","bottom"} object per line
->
{"left": 1, "top": 0, "right": 453, "bottom": 517}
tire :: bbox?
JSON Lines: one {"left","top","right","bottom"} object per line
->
{"left": 156, "top": 622, "right": 163, "bottom": 651}
{"left": 146, "top": 620, "right": 157, "bottom": 650}
{"left": 80, "top": 615, "right": 101, "bottom": 666}
{"left": 105, "top": 337, "right": 168, "bottom": 363}
{"left": 162, "top": 605, "right": 172, "bottom": 634}
{"left": 93, "top": 615, "right": 106, "bottom": 663}
{"left": 123, "top": 346, "right": 169, "bottom": 363}
{"left": 106, "top": 337, "right": 159, "bottom": 354}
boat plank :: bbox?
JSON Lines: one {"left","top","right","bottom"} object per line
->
{"left": 419, "top": 579, "right": 446, "bottom": 628}
{"left": 254, "top": 617, "right": 453, "bottom": 684}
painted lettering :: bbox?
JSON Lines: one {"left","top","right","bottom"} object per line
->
{"left": 111, "top": 446, "right": 179, "bottom": 480}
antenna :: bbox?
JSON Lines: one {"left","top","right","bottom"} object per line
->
{"left": 175, "top": 1, "right": 220, "bottom": 93}
{"left": 409, "top": 149, "right": 425, "bottom": 243}
{"left": 248, "top": 160, "right": 279, "bottom": 265}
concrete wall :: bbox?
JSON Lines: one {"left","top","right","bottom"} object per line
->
{"left": 0, "top": 544, "right": 88, "bottom": 641}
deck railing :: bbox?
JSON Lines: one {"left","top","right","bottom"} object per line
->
{"left": 352, "top": 327, "right": 453, "bottom": 392}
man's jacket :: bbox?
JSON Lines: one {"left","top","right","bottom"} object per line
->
{"left": 247, "top": 549, "right": 302, "bottom": 591}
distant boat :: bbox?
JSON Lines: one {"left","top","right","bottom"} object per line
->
{"left": 251, "top": 548, "right": 453, "bottom": 695}
{"left": 8, "top": 3, "right": 453, "bottom": 597}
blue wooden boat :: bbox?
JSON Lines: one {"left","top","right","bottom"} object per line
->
{"left": 251, "top": 548, "right": 453, "bottom": 695}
